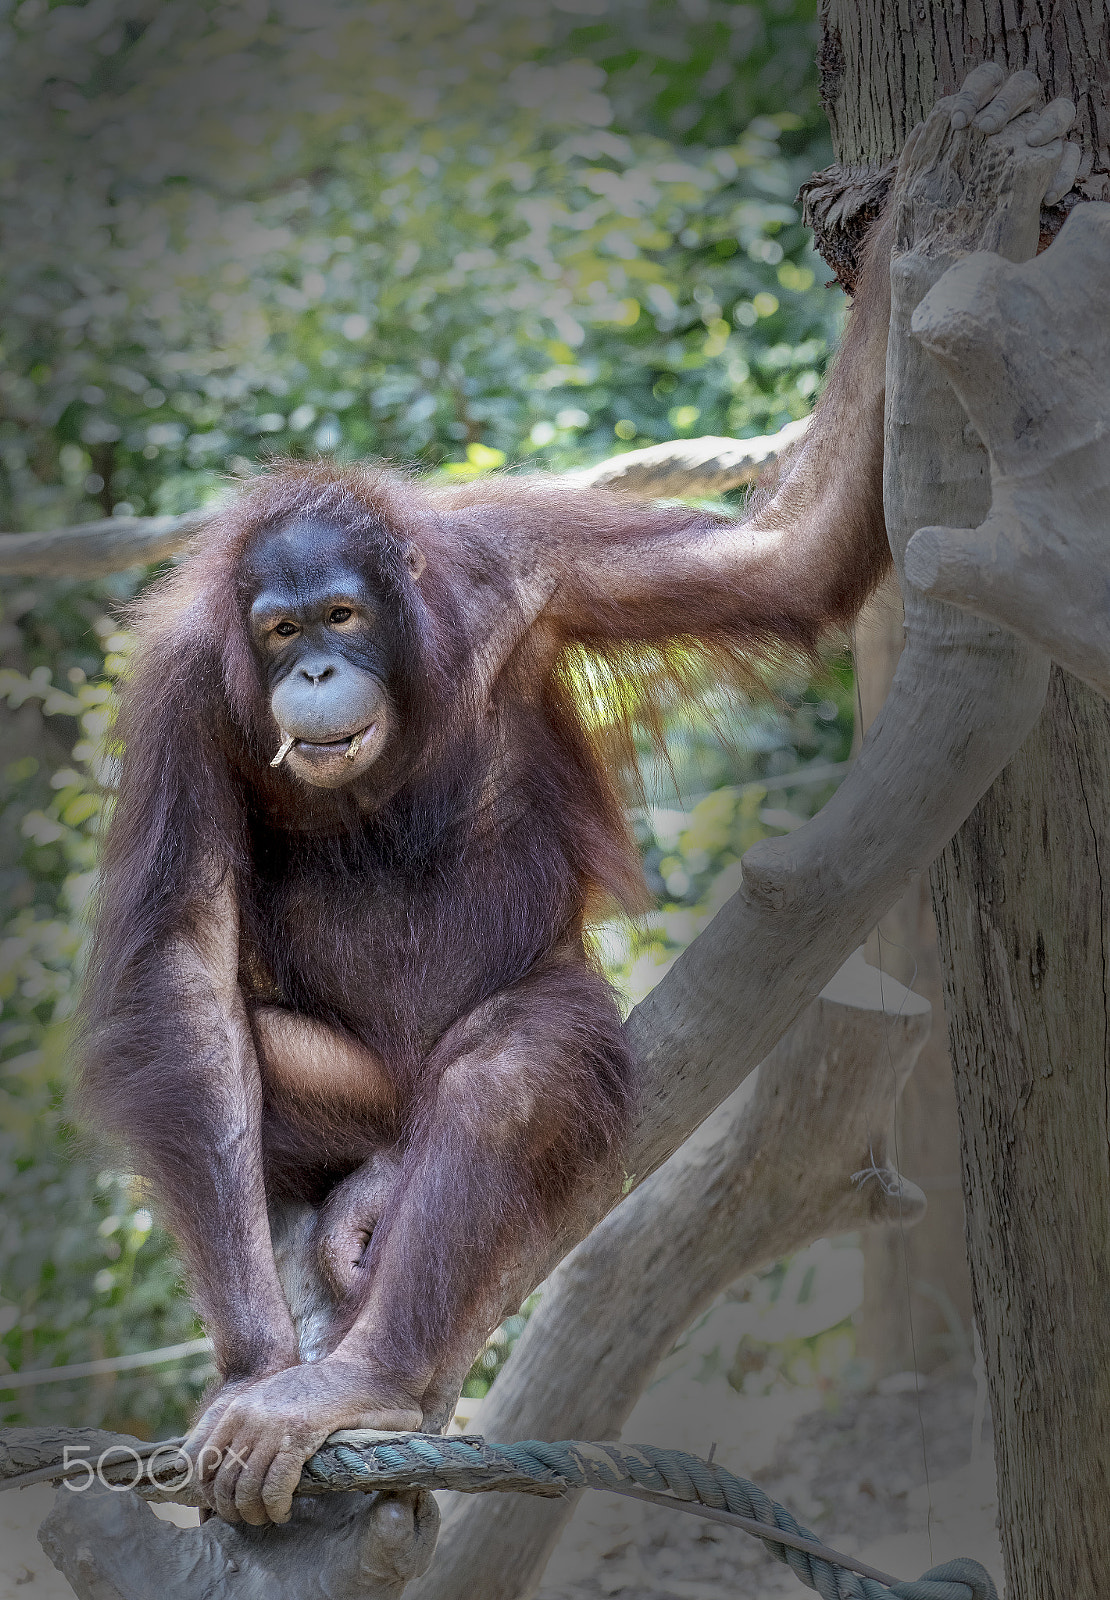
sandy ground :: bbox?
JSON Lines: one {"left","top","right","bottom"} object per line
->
{"left": 537, "top": 1373, "right": 1001, "bottom": 1599}
{"left": 0, "top": 1375, "right": 1000, "bottom": 1598}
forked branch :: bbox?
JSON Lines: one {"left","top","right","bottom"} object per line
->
{"left": 904, "top": 202, "right": 1110, "bottom": 700}
{"left": 412, "top": 90, "right": 1069, "bottom": 1600}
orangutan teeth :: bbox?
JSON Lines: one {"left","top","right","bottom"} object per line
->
{"left": 270, "top": 732, "right": 295, "bottom": 767}
{"left": 345, "top": 728, "right": 367, "bottom": 760}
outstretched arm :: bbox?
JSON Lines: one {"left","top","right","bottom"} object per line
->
{"left": 548, "top": 202, "right": 892, "bottom": 657}
{"left": 432, "top": 202, "right": 891, "bottom": 666}
{"left": 432, "top": 69, "right": 1076, "bottom": 669}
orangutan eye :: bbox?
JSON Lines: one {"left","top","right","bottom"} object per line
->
{"left": 328, "top": 607, "right": 353, "bottom": 625}
{"left": 273, "top": 620, "right": 299, "bottom": 638}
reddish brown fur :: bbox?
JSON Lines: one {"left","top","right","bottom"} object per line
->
{"left": 77, "top": 222, "right": 893, "bottom": 1458}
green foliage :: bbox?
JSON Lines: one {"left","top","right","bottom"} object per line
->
{"left": 0, "top": 586, "right": 206, "bottom": 1437}
{"left": 460, "top": 1296, "right": 541, "bottom": 1404}
{"left": 0, "top": 0, "right": 854, "bottom": 1436}
{"left": 0, "top": 0, "right": 837, "bottom": 528}
{"left": 596, "top": 658, "right": 854, "bottom": 1006}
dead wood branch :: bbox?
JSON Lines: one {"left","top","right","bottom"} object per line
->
{"left": 904, "top": 202, "right": 1110, "bottom": 701}
{"left": 570, "top": 418, "right": 810, "bottom": 499}
{"left": 0, "top": 510, "right": 212, "bottom": 578}
{"left": 38, "top": 1481, "right": 439, "bottom": 1600}
{"left": 0, "top": 425, "right": 811, "bottom": 579}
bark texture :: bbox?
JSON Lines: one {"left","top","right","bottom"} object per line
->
{"left": 808, "top": 1, "right": 1108, "bottom": 290}
{"left": 931, "top": 675, "right": 1110, "bottom": 1597}
{"left": 819, "top": 0, "right": 1109, "bottom": 192}
{"left": 799, "top": 159, "right": 896, "bottom": 294}
{"left": 821, "top": 3, "right": 1110, "bottom": 1595}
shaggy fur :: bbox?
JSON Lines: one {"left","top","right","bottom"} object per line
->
{"left": 77, "top": 222, "right": 893, "bottom": 1398}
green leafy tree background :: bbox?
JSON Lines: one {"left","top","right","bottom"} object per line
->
{"left": 0, "top": 0, "right": 856, "bottom": 1436}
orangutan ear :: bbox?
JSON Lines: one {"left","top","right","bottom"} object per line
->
{"left": 402, "top": 542, "right": 426, "bottom": 581}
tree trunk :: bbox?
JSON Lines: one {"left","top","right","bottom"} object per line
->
{"left": 819, "top": 1, "right": 1110, "bottom": 191}
{"left": 821, "top": 4, "right": 1110, "bottom": 1596}
{"left": 854, "top": 582, "right": 973, "bottom": 1379}
{"left": 930, "top": 674, "right": 1110, "bottom": 1598}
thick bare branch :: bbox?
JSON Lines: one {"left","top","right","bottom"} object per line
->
{"left": 412, "top": 95, "right": 1066, "bottom": 1600}
{"left": 38, "top": 1481, "right": 439, "bottom": 1600}
{"left": 0, "top": 510, "right": 212, "bottom": 578}
{"left": 569, "top": 418, "right": 810, "bottom": 500}
{"left": 0, "top": 1427, "right": 438, "bottom": 1600}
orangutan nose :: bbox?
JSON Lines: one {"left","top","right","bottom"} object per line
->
{"left": 271, "top": 659, "right": 385, "bottom": 744}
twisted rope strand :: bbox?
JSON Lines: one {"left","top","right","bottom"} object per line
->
{"left": 0, "top": 1428, "right": 998, "bottom": 1600}
{"left": 308, "top": 1435, "right": 997, "bottom": 1600}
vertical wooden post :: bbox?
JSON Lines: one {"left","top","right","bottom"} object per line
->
{"left": 821, "top": 4, "right": 1110, "bottom": 1592}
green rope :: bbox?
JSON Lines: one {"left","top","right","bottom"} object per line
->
{"left": 299, "top": 1432, "right": 997, "bottom": 1600}
{"left": 1, "top": 1427, "right": 998, "bottom": 1600}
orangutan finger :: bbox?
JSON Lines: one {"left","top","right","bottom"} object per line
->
{"left": 260, "top": 1448, "right": 304, "bottom": 1525}
{"left": 973, "top": 71, "right": 1041, "bottom": 133}
{"left": 948, "top": 62, "right": 1006, "bottom": 129}
{"left": 1026, "top": 96, "right": 1076, "bottom": 145}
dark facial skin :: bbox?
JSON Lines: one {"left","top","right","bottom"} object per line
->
{"left": 247, "top": 519, "right": 405, "bottom": 789}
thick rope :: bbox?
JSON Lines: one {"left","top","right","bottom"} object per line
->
{"left": 305, "top": 1433, "right": 996, "bottom": 1600}
{"left": 0, "top": 1427, "right": 997, "bottom": 1600}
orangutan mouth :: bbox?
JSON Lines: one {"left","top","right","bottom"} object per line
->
{"left": 271, "top": 726, "right": 374, "bottom": 767}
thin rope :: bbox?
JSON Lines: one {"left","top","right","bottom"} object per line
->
{"left": 0, "top": 1340, "right": 213, "bottom": 1391}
